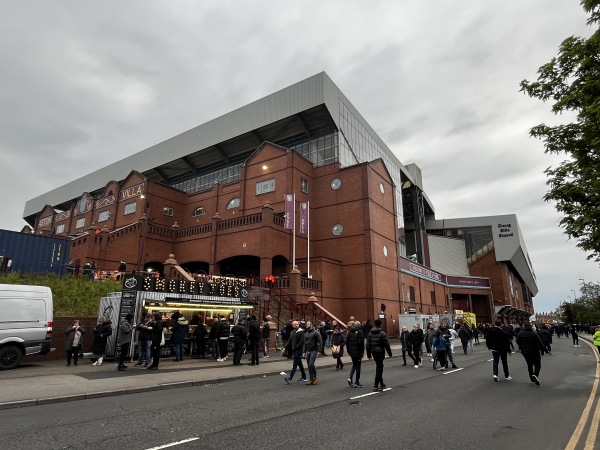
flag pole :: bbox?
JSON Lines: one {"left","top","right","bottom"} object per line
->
{"left": 292, "top": 194, "right": 296, "bottom": 269}
{"left": 307, "top": 200, "right": 310, "bottom": 278}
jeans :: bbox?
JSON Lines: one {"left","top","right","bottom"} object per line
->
{"left": 118, "top": 342, "right": 129, "bottom": 367}
{"left": 306, "top": 350, "right": 318, "bottom": 380}
{"left": 174, "top": 343, "right": 184, "bottom": 360}
{"left": 218, "top": 339, "right": 228, "bottom": 359}
{"left": 233, "top": 343, "right": 245, "bottom": 364}
{"left": 263, "top": 338, "right": 269, "bottom": 356}
{"left": 373, "top": 353, "right": 385, "bottom": 387}
{"left": 349, "top": 356, "right": 362, "bottom": 384}
{"left": 250, "top": 340, "right": 260, "bottom": 364}
{"left": 289, "top": 351, "right": 306, "bottom": 380}
{"left": 150, "top": 341, "right": 161, "bottom": 368}
{"left": 492, "top": 350, "right": 509, "bottom": 377}
{"left": 137, "top": 339, "right": 151, "bottom": 364}
{"left": 410, "top": 343, "right": 421, "bottom": 365}
{"left": 522, "top": 352, "right": 541, "bottom": 380}
{"left": 66, "top": 346, "right": 80, "bottom": 365}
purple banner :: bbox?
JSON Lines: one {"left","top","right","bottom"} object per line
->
{"left": 299, "top": 202, "right": 308, "bottom": 236}
{"left": 284, "top": 194, "right": 294, "bottom": 229}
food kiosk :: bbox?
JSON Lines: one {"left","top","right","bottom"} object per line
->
{"left": 107, "top": 273, "right": 254, "bottom": 360}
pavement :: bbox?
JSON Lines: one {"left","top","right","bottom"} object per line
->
{"left": 0, "top": 342, "right": 402, "bottom": 410}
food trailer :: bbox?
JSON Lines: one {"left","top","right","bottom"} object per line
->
{"left": 103, "top": 273, "right": 254, "bottom": 360}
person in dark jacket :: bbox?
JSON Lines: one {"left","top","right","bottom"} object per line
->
{"left": 283, "top": 320, "right": 307, "bottom": 383}
{"left": 91, "top": 316, "right": 112, "bottom": 366}
{"left": 366, "top": 319, "right": 392, "bottom": 391}
{"left": 262, "top": 315, "right": 272, "bottom": 358}
{"left": 147, "top": 312, "right": 163, "bottom": 370}
{"left": 117, "top": 313, "right": 134, "bottom": 371}
{"left": 194, "top": 320, "right": 207, "bottom": 359}
{"left": 135, "top": 313, "right": 153, "bottom": 366}
{"left": 458, "top": 324, "right": 471, "bottom": 355}
{"left": 516, "top": 323, "right": 545, "bottom": 386}
{"left": 399, "top": 326, "right": 411, "bottom": 366}
{"left": 247, "top": 315, "right": 261, "bottom": 365}
{"left": 332, "top": 326, "right": 346, "bottom": 370}
{"left": 408, "top": 323, "right": 424, "bottom": 368}
{"left": 537, "top": 325, "right": 553, "bottom": 354}
{"left": 231, "top": 318, "right": 247, "bottom": 365}
{"left": 318, "top": 321, "right": 328, "bottom": 356}
{"left": 303, "top": 321, "right": 323, "bottom": 385}
{"left": 65, "top": 320, "right": 85, "bottom": 366}
{"left": 216, "top": 316, "right": 230, "bottom": 362}
{"left": 346, "top": 320, "right": 365, "bottom": 388}
{"left": 486, "top": 319, "right": 512, "bottom": 381}
{"left": 171, "top": 316, "right": 189, "bottom": 362}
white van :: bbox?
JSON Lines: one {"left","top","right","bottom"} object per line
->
{"left": 0, "top": 284, "right": 53, "bottom": 370}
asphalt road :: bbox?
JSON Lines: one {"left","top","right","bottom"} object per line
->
{"left": 0, "top": 337, "right": 598, "bottom": 450}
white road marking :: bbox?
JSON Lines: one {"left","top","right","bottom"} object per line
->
{"left": 442, "top": 368, "right": 464, "bottom": 374}
{"left": 350, "top": 388, "right": 392, "bottom": 399}
{"left": 146, "top": 437, "right": 200, "bottom": 449}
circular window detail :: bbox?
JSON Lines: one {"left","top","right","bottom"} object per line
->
{"left": 330, "top": 178, "right": 342, "bottom": 190}
{"left": 383, "top": 245, "right": 388, "bottom": 257}
{"left": 380, "top": 183, "right": 385, "bottom": 194}
{"left": 332, "top": 224, "right": 344, "bottom": 236}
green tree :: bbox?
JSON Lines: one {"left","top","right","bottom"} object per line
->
{"left": 520, "top": 0, "right": 600, "bottom": 262}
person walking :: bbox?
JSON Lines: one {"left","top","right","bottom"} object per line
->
{"left": 458, "top": 324, "right": 471, "bottom": 355}
{"left": 366, "top": 319, "right": 392, "bottom": 391}
{"left": 399, "top": 326, "right": 411, "bottom": 366}
{"left": 303, "top": 320, "right": 323, "bottom": 385}
{"left": 171, "top": 316, "right": 189, "bottom": 362}
{"left": 571, "top": 325, "right": 580, "bottom": 347}
{"left": 486, "top": 319, "right": 512, "bottom": 382}
{"left": 262, "top": 315, "right": 272, "bottom": 358}
{"left": 135, "top": 313, "right": 153, "bottom": 367}
{"left": 537, "top": 325, "right": 553, "bottom": 355}
{"left": 439, "top": 322, "right": 458, "bottom": 369}
{"left": 516, "top": 323, "right": 545, "bottom": 386}
{"left": 432, "top": 330, "right": 447, "bottom": 370}
{"left": 91, "top": 316, "right": 112, "bottom": 366}
{"left": 331, "top": 326, "right": 346, "bottom": 370}
{"left": 283, "top": 321, "right": 307, "bottom": 383}
{"left": 117, "top": 313, "right": 134, "bottom": 371}
{"left": 425, "top": 322, "right": 436, "bottom": 357}
{"left": 65, "top": 320, "right": 85, "bottom": 366}
{"left": 346, "top": 320, "right": 365, "bottom": 388}
{"left": 231, "top": 318, "right": 247, "bottom": 365}
{"left": 408, "top": 323, "right": 424, "bottom": 368}
{"left": 248, "top": 315, "right": 261, "bottom": 365}
{"left": 146, "top": 312, "right": 164, "bottom": 370}
{"left": 318, "top": 321, "right": 328, "bottom": 356}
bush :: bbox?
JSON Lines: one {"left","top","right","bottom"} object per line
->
{"left": 0, "top": 272, "right": 122, "bottom": 316}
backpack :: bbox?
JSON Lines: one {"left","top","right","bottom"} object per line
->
{"left": 281, "top": 326, "right": 289, "bottom": 340}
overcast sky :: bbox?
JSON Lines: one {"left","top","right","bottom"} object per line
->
{"left": 1, "top": 0, "right": 598, "bottom": 313}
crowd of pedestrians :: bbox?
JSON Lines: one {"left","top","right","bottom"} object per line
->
{"left": 66, "top": 311, "right": 597, "bottom": 392}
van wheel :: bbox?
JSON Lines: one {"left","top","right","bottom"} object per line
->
{"left": 0, "top": 345, "right": 23, "bottom": 370}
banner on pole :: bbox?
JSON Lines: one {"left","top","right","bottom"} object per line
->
{"left": 284, "top": 194, "right": 294, "bottom": 229}
{"left": 300, "top": 202, "right": 308, "bottom": 236}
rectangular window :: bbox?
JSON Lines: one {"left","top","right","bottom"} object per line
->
{"left": 98, "top": 211, "right": 110, "bottom": 222}
{"left": 300, "top": 178, "right": 308, "bottom": 193}
{"left": 55, "top": 224, "right": 65, "bottom": 234}
{"left": 124, "top": 203, "right": 136, "bottom": 215}
{"left": 256, "top": 178, "right": 275, "bottom": 195}
{"left": 163, "top": 206, "right": 174, "bottom": 216}
{"left": 76, "top": 218, "right": 85, "bottom": 229}
{"left": 431, "top": 290, "right": 436, "bottom": 305}
{"left": 409, "top": 286, "right": 416, "bottom": 302}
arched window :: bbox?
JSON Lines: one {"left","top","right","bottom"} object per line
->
{"left": 226, "top": 197, "right": 240, "bottom": 209}
{"left": 192, "top": 206, "right": 206, "bottom": 217}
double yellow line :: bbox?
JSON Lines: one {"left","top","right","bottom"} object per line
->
{"left": 566, "top": 340, "right": 600, "bottom": 449}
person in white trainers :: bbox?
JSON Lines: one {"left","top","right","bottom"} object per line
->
{"left": 91, "top": 316, "right": 112, "bottom": 366}
{"left": 408, "top": 323, "right": 424, "bottom": 368}
{"left": 262, "top": 315, "right": 272, "bottom": 358}
{"left": 486, "top": 319, "right": 512, "bottom": 382}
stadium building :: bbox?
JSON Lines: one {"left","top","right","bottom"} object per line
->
{"left": 22, "top": 72, "right": 537, "bottom": 331}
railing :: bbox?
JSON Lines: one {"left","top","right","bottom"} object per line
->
{"left": 217, "top": 213, "right": 262, "bottom": 230}
{"left": 467, "top": 240, "right": 495, "bottom": 265}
